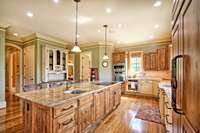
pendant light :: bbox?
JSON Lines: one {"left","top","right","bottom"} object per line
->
{"left": 103, "top": 25, "right": 109, "bottom": 60}
{"left": 71, "top": 0, "right": 81, "bottom": 53}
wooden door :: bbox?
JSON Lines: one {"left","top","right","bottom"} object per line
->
{"left": 24, "top": 45, "right": 35, "bottom": 85}
{"left": 94, "top": 91, "right": 105, "bottom": 121}
{"left": 181, "top": 0, "right": 200, "bottom": 132}
{"left": 172, "top": 0, "right": 200, "bottom": 132}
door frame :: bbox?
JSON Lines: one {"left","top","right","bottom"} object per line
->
{"left": 80, "top": 51, "right": 92, "bottom": 80}
{"left": 6, "top": 43, "right": 23, "bottom": 93}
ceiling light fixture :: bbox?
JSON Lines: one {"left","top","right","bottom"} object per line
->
{"left": 26, "top": 11, "right": 33, "bottom": 18}
{"left": 53, "top": 0, "right": 59, "bottom": 4}
{"left": 13, "top": 33, "right": 18, "bottom": 37}
{"left": 71, "top": 0, "right": 81, "bottom": 53}
{"left": 105, "top": 8, "right": 112, "bottom": 14}
{"left": 98, "top": 29, "right": 101, "bottom": 33}
{"left": 103, "top": 25, "right": 109, "bottom": 60}
{"left": 118, "top": 24, "right": 122, "bottom": 28}
{"left": 154, "top": 1, "right": 162, "bottom": 7}
{"left": 149, "top": 35, "right": 154, "bottom": 39}
{"left": 154, "top": 24, "right": 160, "bottom": 29}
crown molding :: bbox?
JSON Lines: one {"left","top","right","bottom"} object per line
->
{"left": 114, "top": 39, "right": 171, "bottom": 50}
{"left": 80, "top": 41, "right": 114, "bottom": 49}
{"left": 22, "top": 33, "right": 71, "bottom": 46}
{"left": 0, "top": 24, "right": 8, "bottom": 31}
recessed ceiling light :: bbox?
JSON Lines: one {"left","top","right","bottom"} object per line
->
{"left": 118, "top": 24, "right": 122, "bottom": 28}
{"left": 117, "top": 41, "right": 121, "bottom": 44}
{"left": 154, "top": 24, "right": 160, "bottom": 29}
{"left": 154, "top": 1, "right": 162, "bottom": 7}
{"left": 77, "top": 34, "right": 80, "bottom": 38}
{"left": 105, "top": 8, "right": 112, "bottom": 14}
{"left": 97, "top": 29, "right": 101, "bottom": 33}
{"left": 26, "top": 11, "right": 33, "bottom": 18}
{"left": 149, "top": 35, "right": 154, "bottom": 39}
{"left": 53, "top": 0, "right": 59, "bottom": 4}
{"left": 13, "top": 33, "right": 18, "bottom": 36}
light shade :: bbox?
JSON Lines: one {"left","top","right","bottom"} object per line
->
{"left": 71, "top": 45, "right": 81, "bottom": 53}
{"left": 103, "top": 54, "right": 109, "bottom": 60}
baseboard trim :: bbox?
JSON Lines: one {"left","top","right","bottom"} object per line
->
{"left": 0, "top": 101, "right": 7, "bottom": 109}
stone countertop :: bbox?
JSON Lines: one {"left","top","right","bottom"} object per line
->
{"left": 159, "top": 80, "right": 172, "bottom": 100}
{"left": 15, "top": 82, "right": 121, "bottom": 108}
{"left": 127, "top": 77, "right": 162, "bottom": 81}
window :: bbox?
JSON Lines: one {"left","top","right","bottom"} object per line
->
{"left": 131, "top": 57, "right": 142, "bottom": 73}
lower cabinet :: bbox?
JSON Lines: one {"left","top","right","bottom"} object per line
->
{"left": 94, "top": 90, "right": 105, "bottom": 121}
{"left": 78, "top": 94, "right": 94, "bottom": 133}
{"left": 172, "top": 111, "right": 181, "bottom": 133}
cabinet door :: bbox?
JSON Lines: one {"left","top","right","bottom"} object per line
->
{"left": 94, "top": 91, "right": 105, "bottom": 121}
{"left": 143, "top": 54, "right": 151, "bottom": 70}
{"left": 150, "top": 53, "right": 157, "bottom": 70}
{"left": 105, "top": 88, "right": 110, "bottom": 114}
{"left": 24, "top": 45, "right": 35, "bottom": 85}
{"left": 172, "top": 111, "right": 181, "bottom": 133}
{"left": 78, "top": 103, "right": 93, "bottom": 133}
{"left": 120, "top": 53, "right": 125, "bottom": 63}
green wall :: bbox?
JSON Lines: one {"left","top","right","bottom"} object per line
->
{"left": 74, "top": 45, "right": 114, "bottom": 82}
{"left": 0, "top": 28, "right": 6, "bottom": 105}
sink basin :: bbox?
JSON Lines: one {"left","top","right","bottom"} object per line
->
{"left": 64, "top": 90, "right": 87, "bottom": 94}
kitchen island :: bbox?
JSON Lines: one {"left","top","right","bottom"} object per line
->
{"left": 16, "top": 82, "right": 122, "bottom": 133}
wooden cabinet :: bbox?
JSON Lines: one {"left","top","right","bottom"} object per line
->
{"left": 150, "top": 53, "right": 157, "bottom": 70}
{"left": 121, "top": 81, "right": 128, "bottom": 94}
{"left": 105, "top": 88, "right": 110, "bottom": 114}
{"left": 110, "top": 84, "right": 121, "bottom": 110}
{"left": 157, "top": 47, "right": 170, "bottom": 70}
{"left": 143, "top": 53, "right": 151, "bottom": 70}
{"left": 78, "top": 94, "right": 94, "bottom": 133}
{"left": 112, "top": 52, "right": 125, "bottom": 64}
{"left": 172, "top": 0, "right": 200, "bottom": 132}
{"left": 94, "top": 90, "right": 105, "bottom": 121}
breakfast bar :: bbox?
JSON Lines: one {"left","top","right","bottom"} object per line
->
{"left": 16, "top": 82, "right": 122, "bottom": 133}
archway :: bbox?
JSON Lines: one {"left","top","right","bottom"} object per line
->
{"left": 5, "top": 43, "right": 23, "bottom": 95}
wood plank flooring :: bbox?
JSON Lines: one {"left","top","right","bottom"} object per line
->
{"left": 94, "top": 96, "right": 165, "bottom": 133}
{"left": 0, "top": 94, "right": 165, "bottom": 133}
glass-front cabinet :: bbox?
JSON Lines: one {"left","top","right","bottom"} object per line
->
{"left": 44, "top": 46, "right": 68, "bottom": 82}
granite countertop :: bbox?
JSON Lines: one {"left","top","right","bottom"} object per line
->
{"left": 127, "top": 77, "right": 162, "bottom": 81}
{"left": 16, "top": 82, "right": 121, "bottom": 107}
{"left": 159, "top": 80, "right": 172, "bottom": 100}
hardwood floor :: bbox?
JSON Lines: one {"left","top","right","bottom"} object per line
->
{"left": 0, "top": 93, "right": 23, "bottom": 133}
{"left": 94, "top": 96, "right": 165, "bottom": 133}
{"left": 0, "top": 94, "right": 165, "bottom": 133}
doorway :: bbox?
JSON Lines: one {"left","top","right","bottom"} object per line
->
{"left": 5, "top": 45, "right": 22, "bottom": 95}
{"left": 80, "top": 51, "right": 92, "bottom": 81}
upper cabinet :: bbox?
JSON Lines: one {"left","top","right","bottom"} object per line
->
{"left": 112, "top": 52, "right": 126, "bottom": 64}
{"left": 157, "top": 47, "right": 170, "bottom": 71}
{"left": 143, "top": 47, "right": 170, "bottom": 71}
{"left": 44, "top": 46, "right": 68, "bottom": 82}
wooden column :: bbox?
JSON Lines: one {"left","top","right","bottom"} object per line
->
{"left": 0, "top": 26, "right": 6, "bottom": 108}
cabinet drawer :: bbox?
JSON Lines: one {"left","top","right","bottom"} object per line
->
{"left": 78, "top": 94, "right": 93, "bottom": 107}
{"left": 54, "top": 101, "right": 77, "bottom": 118}
{"left": 54, "top": 112, "right": 76, "bottom": 133}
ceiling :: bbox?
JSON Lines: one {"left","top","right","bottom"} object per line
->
{"left": 0, "top": 0, "right": 172, "bottom": 47}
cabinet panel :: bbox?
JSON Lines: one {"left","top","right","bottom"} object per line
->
{"left": 181, "top": 116, "right": 196, "bottom": 133}
{"left": 94, "top": 90, "right": 105, "bottom": 121}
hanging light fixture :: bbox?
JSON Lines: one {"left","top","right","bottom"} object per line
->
{"left": 103, "top": 25, "right": 109, "bottom": 60}
{"left": 71, "top": 0, "right": 81, "bottom": 53}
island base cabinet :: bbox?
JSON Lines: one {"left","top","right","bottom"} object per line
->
{"left": 78, "top": 94, "right": 94, "bottom": 133}
{"left": 94, "top": 90, "right": 105, "bottom": 121}
{"left": 23, "top": 101, "right": 53, "bottom": 133}
{"left": 53, "top": 113, "right": 76, "bottom": 133}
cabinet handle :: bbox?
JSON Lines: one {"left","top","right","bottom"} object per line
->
{"left": 165, "top": 102, "right": 172, "bottom": 109}
{"left": 61, "top": 118, "right": 73, "bottom": 126}
{"left": 61, "top": 105, "right": 73, "bottom": 112}
{"left": 165, "top": 114, "right": 172, "bottom": 125}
